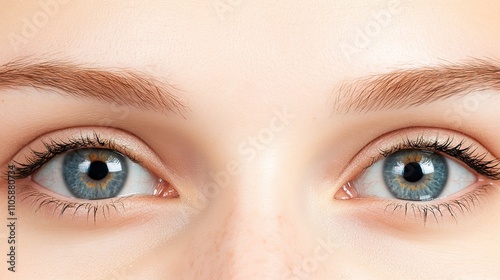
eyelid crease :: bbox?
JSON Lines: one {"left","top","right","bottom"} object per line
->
{"left": 11, "top": 132, "right": 139, "bottom": 179}
{"left": 376, "top": 136, "right": 500, "bottom": 180}
{"left": 6, "top": 127, "right": 175, "bottom": 190}
{"left": 334, "top": 127, "right": 500, "bottom": 191}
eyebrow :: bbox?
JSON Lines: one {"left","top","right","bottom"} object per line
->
{"left": 0, "top": 59, "right": 186, "bottom": 114}
{"left": 333, "top": 59, "right": 500, "bottom": 114}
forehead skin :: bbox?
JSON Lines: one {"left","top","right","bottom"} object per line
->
{"left": 3, "top": 1, "right": 500, "bottom": 99}
{"left": 1, "top": 1, "right": 496, "bottom": 149}
{"left": 1, "top": 0, "right": 500, "bottom": 279}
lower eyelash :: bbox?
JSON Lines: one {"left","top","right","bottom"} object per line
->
{"left": 383, "top": 184, "right": 492, "bottom": 225}
{"left": 19, "top": 184, "right": 129, "bottom": 224}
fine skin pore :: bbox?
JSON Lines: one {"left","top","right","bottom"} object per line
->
{"left": 1, "top": 1, "right": 500, "bottom": 279}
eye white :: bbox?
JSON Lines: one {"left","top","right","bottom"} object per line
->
{"left": 32, "top": 151, "right": 158, "bottom": 198}
{"left": 354, "top": 154, "right": 476, "bottom": 199}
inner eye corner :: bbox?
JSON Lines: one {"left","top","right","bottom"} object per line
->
{"left": 333, "top": 181, "right": 358, "bottom": 200}
{"left": 339, "top": 137, "right": 491, "bottom": 206}
{"left": 153, "top": 178, "right": 180, "bottom": 199}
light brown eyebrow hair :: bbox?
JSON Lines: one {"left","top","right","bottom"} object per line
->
{"left": 333, "top": 59, "right": 500, "bottom": 114}
{"left": 0, "top": 59, "right": 186, "bottom": 114}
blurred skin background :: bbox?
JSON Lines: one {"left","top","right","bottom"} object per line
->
{"left": 1, "top": 0, "right": 500, "bottom": 279}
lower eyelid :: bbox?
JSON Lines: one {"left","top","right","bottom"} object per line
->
{"left": 329, "top": 128, "right": 500, "bottom": 228}
{"left": 16, "top": 182, "right": 167, "bottom": 226}
{"left": 336, "top": 128, "right": 498, "bottom": 191}
{"left": 344, "top": 182, "right": 496, "bottom": 228}
{"left": 18, "top": 183, "right": 124, "bottom": 223}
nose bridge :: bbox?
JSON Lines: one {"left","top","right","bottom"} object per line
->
{"left": 211, "top": 157, "right": 297, "bottom": 279}
{"left": 191, "top": 103, "right": 303, "bottom": 279}
{"left": 223, "top": 202, "right": 289, "bottom": 279}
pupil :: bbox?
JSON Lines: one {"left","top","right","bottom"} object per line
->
{"left": 87, "top": 161, "right": 109, "bottom": 180}
{"left": 403, "top": 162, "right": 424, "bottom": 183}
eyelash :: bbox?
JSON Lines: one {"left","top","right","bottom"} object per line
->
{"left": 9, "top": 132, "right": 500, "bottom": 225}
{"left": 367, "top": 135, "right": 500, "bottom": 224}
{"left": 383, "top": 185, "right": 491, "bottom": 225}
{"left": 11, "top": 132, "right": 139, "bottom": 179}
{"left": 374, "top": 135, "right": 500, "bottom": 180}
{"left": 10, "top": 133, "right": 141, "bottom": 223}
{"left": 20, "top": 186, "right": 129, "bottom": 224}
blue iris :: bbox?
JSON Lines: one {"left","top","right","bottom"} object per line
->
{"left": 383, "top": 149, "right": 448, "bottom": 201}
{"left": 62, "top": 149, "right": 128, "bottom": 200}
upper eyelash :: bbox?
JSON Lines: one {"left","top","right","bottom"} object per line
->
{"left": 375, "top": 135, "right": 500, "bottom": 180}
{"left": 9, "top": 133, "right": 147, "bottom": 223}
{"left": 11, "top": 132, "right": 138, "bottom": 179}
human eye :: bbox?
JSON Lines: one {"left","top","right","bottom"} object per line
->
{"left": 10, "top": 128, "right": 179, "bottom": 223}
{"left": 334, "top": 128, "right": 500, "bottom": 224}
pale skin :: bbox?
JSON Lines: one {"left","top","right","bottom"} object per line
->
{"left": 1, "top": 0, "right": 500, "bottom": 279}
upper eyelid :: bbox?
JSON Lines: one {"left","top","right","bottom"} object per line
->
{"left": 377, "top": 137, "right": 500, "bottom": 180}
{"left": 334, "top": 127, "right": 500, "bottom": 189}
{"left": 9, "top": 127, "right": 171, "bottom": 183}
{"left": 12, "top": 134, "right": 136, "bottom": 179}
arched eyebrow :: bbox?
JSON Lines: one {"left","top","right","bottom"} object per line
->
{"left": 333, "top": 59, "right": 500, "bottom": 114}
{"left": 0, "top": 59, "right": 187, "bottom": 114}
